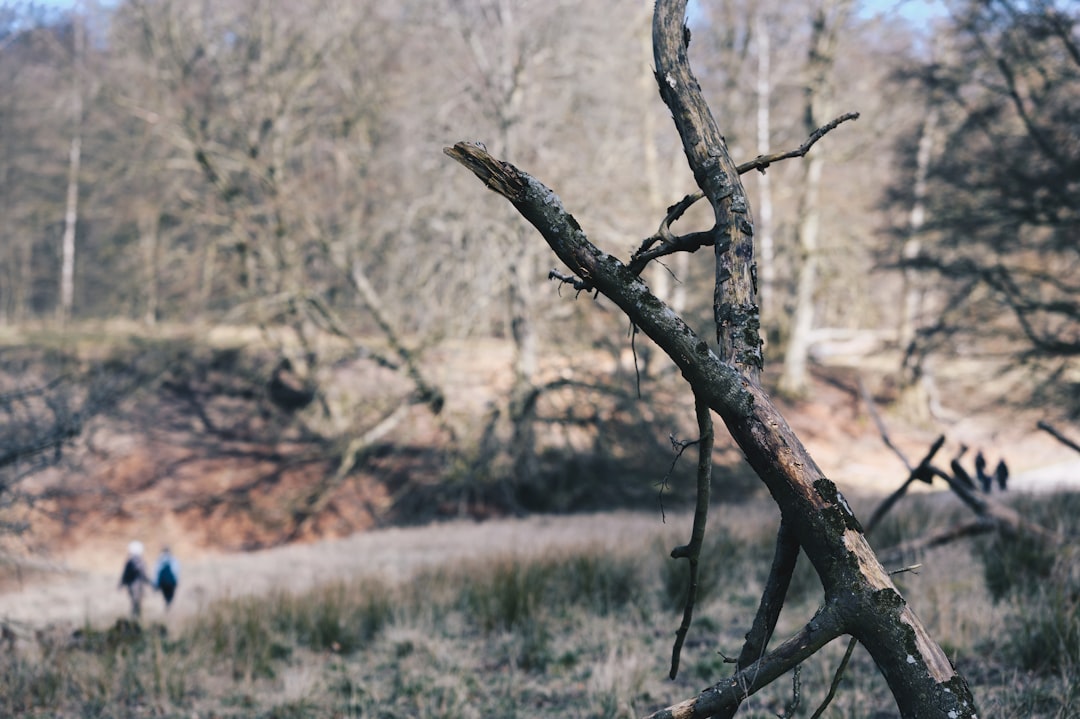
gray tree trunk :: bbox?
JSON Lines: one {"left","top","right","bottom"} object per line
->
{"left": 754, "top": 7, "right": 776, "bottom": 325}
{"left": 779, "top": 0, "right": 852, "bottom": 396}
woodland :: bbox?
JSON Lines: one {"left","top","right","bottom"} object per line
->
{"left": 0, "top": 0, "right": 1079, "bottom": 717}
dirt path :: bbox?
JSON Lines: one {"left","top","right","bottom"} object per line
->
{"left": 0, "top": 511, "right": 699, "bottom": 630}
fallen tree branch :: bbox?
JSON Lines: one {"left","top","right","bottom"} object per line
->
{"left": 446, "top": 2, "right": 976, "bottom": 715}
{"left": 878, "top": 519, "right": 996, "bottom": 566}
{"left": 1037, "top": 420, "right": 1080, "bottom": 455}
{"left": 864, "top": 435, "right": 945, "bottom": 535}
{"left": 444, "top": 135, "right": 972, "bottom": 719}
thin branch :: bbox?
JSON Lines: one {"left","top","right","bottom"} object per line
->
{"left": 711, "top": 519, "right": 802, "bottom": 719}
{"left": 0, "top": 376, "right": 68, "bottom": 404}
{"left": 669, "top": 393, "right": 714, "bottom": 679}
{"left": 857, "top": 376, "right": 914, "bottom": 473}
{"left": 735, "top": 520, "right": 799, "bottom": 669}
{"left": 864, "top": 435, "right": 945, "bottom": 535}
{"left": 349, "top": 261, "right": 445, "bottom": 415}
{"left": 738, "top": 111, "right": 860, "bottom": 175}
{"left": 627, "top": 112, "right": 860, "bottom": 276}
{"left": 809, "top": 636, "right": 858, "bottom": 719}
{"left": 657, "top": 432, "right": 701, "bottom": 522}
{"left": 1036, "top": 420, "right": 1080, "bottom": 455}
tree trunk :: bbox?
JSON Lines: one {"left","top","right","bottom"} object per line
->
{"left": 899, "top": 107, "right": 938, "bottom": 348}
{"left": 779, "top": 0, "right": 852, "bottom": 396}
{"left": 897, "top": 109, "right": 938, "bottom": 420}
{"left": 445, "top": 2, "right": 977, "bottom": 716}
{"left": 57, "top": 11, "right": 86, "bottom": 325}
{"left": 754, "top": 7, "right": 776, "bottom": 326}
{"left": 138, "top": 204, "right": 160, "bottom": 326}
{"left": 58, "top": 133, "right": 81, "bottom": 324}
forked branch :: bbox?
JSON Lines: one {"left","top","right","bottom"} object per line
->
{"left": 628, "top": 112, "right": 860, "bottom": 278}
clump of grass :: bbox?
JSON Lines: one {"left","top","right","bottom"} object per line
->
{"left": 1003, "top": 583, "right": 1080, "bottom": 675}
{"left": 188, "top": 577, "right": 398, "bottom": 679}
{"left": 433, "top": 549, "right": 647, "bottom": 634}
{"left": 191, "top": 596, "right": 287, "bottom": 680}
{"left": 270, "top": 580, "right": 396, "bottom": 654}
{"left": 973, "top": 494, "right": 1080, "bottom": 678}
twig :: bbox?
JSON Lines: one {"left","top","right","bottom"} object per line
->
{"left": 739, "top": 112, "right": 860, "bottom": 175}
{"left": 549, "top": 268, "right": 594, "bottom": 293}
{"left": 864, "top": 435, "right": 945, "bottom": 535}
{"left": 656, "top": 433, "right": 701, "bottom": 522}
{"left": 669, "top": 393, "right": 714, "bottom": 679}
{"left": 784, "top": 664, "right": 802, "bottom": 718}
{"left": 809, "top": 636, "right": 857, "bottom": 719}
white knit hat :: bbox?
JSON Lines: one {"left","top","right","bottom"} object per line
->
{"left": 128, "top": 541, "right": 144, "bottom": 557}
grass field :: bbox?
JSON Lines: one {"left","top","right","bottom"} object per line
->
{"left": 2, "top": 492, "right": 1078, "bottom": 718}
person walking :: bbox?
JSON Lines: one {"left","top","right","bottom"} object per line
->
{"left": 119, "top": 541, "right": 150, "bottom": 619}
{"left": 153, "top": 547, "right": 180, "bottom": 610}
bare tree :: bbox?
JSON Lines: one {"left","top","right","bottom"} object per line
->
{"left": 895, "top": 0, "right": 1080, "bottom": 412}
{"left": 448, "top": 1, "right": 977, "bottom": 716}
{"left": 55, "top": 6, "right": 86, "bottom": 324}
{"left": 778, "top": 0, "right": 854, "bottom": 396}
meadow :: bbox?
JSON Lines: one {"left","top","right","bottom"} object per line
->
{"left": 2, "top": 491, "right": 1077, "bottom": 718}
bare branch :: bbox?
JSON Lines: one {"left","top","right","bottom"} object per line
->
{"left": 448, "top": 5, "right": 978, "bottom": 714}
{"left": 628, "top": 112, "right": 860, "bottom": 276}
{"left": 1037, "top": 420, "right": 1080, "bottom": 456}
{"left": 864, "top": 435, "right": 945, "bottom": 535}
{"left": 669, "top": 393, "right": 714, "bottom": 679}
{"left": 810, "top": 636, "right": 858, "bottom": 719}
{"left": 738, "top": 112, "right": 860, "bottom": 175}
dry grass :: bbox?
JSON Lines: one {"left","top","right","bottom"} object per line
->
{"left": 1, "top": 495, "right": 1077, "bottom": 718}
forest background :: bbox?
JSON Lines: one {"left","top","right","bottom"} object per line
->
{"left": 0, "top": 0, "right": 1078, "bottom": 560}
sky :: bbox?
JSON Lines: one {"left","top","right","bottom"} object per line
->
{"left": 28, "top": 0, "right": 948, "bottom": 22}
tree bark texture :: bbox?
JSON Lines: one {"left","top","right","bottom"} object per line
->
{"left": 446, "top": 2, "right": 976, "bottom": 716}
{"left": 652, "top": 4, "right": 762, "bottom": 380}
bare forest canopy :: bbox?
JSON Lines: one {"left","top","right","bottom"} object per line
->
{"left": 0, "top": 0, "right": 1075, "bottom": 408}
